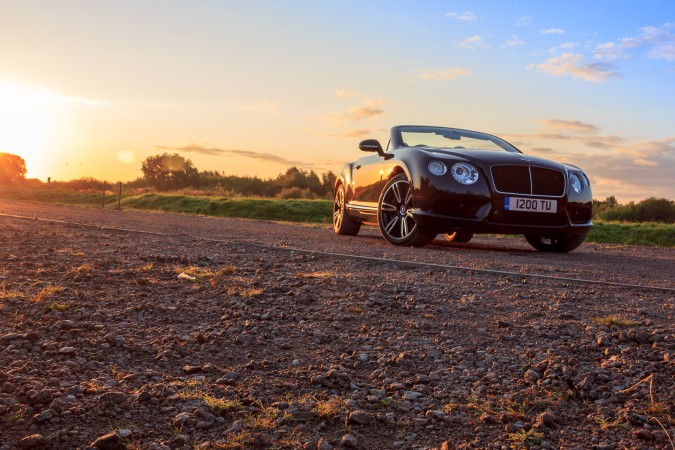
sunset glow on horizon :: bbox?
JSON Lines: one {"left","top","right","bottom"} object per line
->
{"left": 1, "top": 1, "right": 674, "bottom": 202}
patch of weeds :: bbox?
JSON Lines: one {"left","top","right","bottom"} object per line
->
{"left": 140, "top": 262, "right": 154, "bottom": 272}
{"left": 204, "top": 396, "right": 243, "bottom": 416}
{"left": 109, "top": 365, "right": 130, "bottom": 382}
{"left": 172, "top": 379, "right": 206, "bottom": 400}
{"left": 44, "top": 302, "right": 70, "bottom": 312}
{"left": 592, "top": 315, "right": 639, "bottom": 327}
{"left": 246, "top": 405, "right": 283, "bottom": 430}
{"left": 315, "top": 396, "right": 343, "bottom": 420}
{"left": 620, "top": 374, "right": 674, "bottom": 448}
{"left": 82, "top": 381, "right": 107, "bottom": 394}
{"left": 230, "top": 286, "right": 264, "bottom": 297}
{"left": 176, "top": 265, "right": 236, "bottom": 283}
{"left": 67, "top": 263, "right": 92, "bottom": 276}
{"left": 32, "top": 285, "right": 65, "bottom": 302}
{"left": 296, "top": 271, "right": 334, "bottom": 278}
{"left": 56, "top": 248, "right": 85, "bottom": 257}
{"left": 0, "top": 282, "right": 26, "bottom": 300}
{"left": 445, "top": 392, "right": 536, "bottom": 419}
{"left": 592, "top": 415, "right": 626, "bottom": 430}
{"left": 373, "top": 397, "right": 397, "bottom": 410}
{"left": 507, "top": 428, "right": 544, "bottom": 448}
{"left": 347, "top": 305, "right": 364, "bottom": 314}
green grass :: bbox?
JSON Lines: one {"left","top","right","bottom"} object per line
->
{"left": 120, "top": 193, "right": 332, "bottom": 223}
{"left": 586, "top": 221, "right": 674, "bottom": 247}
{"left": 1, "top": 186, "right": 673, "bottom": 246}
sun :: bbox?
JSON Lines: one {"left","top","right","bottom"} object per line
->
{"left": 0, "top": 80, "right": 60, "bottom": 179}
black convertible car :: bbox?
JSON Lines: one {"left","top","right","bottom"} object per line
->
{"left": 333, "top": 125, "right": 593, "bottom": 252}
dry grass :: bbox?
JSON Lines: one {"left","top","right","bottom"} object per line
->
{"left": 592, "top": 315, "right": 640, "bottom": 327}
{"left": 67, "top": 263, "right": 92, "bottom": 276}
{"left": 31, "top": 285, "right": 65, "bottom": 302}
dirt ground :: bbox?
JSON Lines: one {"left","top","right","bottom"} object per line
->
{"left": 0, "top": 201, "right": 673, "bottom": 450}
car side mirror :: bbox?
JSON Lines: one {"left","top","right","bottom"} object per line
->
{"left": 359, "top": 139, "right": 388, "bottom": 158}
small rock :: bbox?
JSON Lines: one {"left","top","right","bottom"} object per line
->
{"left": 524, "top": 369, "right": 540, "bottom": 383}
{"left": 346, "top": 410, "right": 371, "bottom": 425}
{"left": 402, "top": 391, "right": 423, "bottom": 400}
{"left": 340, "top": 434, "right": 358, "bottom": 448}
{"left": 90, "top": 431, "right": 125, "bottom": 450}
{"left": 317, "top": 438, "right": 333, "bottom": 450}
{"left": 535, "top": 411, "right": 557, "bottom": 428}
{"left": 182, "top": 365, "right": 202, "bottom": 374}
{"left": 58, "top": 346, "right": 76, "bottom": 355}
{"left": 172, "top": 412, "right": 192, "bottom": 428}
{"left": 17, "top": 434, "right": 47, "bottom": 450}
{"left": 99, "top": 392, "right": 126, "bottom": 406}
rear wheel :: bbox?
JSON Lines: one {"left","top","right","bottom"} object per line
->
{"left": 444, "top": 231, "right": 474, "bottom": 243}
{"left": 378, "top": 174, "right": 436, "bottom": 247}
{"left": 524, "top": 233, "right": 587, "bottom": 253}
{"left": 333, "top": 184, "right": 361, "bottom": 235}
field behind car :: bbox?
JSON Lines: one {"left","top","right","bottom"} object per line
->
{"left": 1, "top": 186, "right": 673, "bottom": 247}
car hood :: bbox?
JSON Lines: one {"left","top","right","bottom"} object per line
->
{"left": 418, "top": 148, "right": 568, "bottom": 172}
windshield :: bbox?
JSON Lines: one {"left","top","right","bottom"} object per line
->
{"left": 398, "top": 126, "right": 519, "bottom": 153}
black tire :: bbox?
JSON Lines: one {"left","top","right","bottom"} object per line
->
{"left": 524, "top": 233, "right": 587, "bottom": 253}
{"left": 333, "top": 183, "right": 361, "bottom": 236}
{"left": 444, "top": 231, "right": 474, "bottom": 243}
{"left": 377, "top": 174, "right": 436, "bottom": 247}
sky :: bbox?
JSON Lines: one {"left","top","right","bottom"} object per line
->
{"left": 0, "top": 0, "right": 674, "bottom": 202}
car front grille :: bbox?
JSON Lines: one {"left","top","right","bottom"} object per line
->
{"left": 490, "top": 165, "right": 565, "bottom": 197}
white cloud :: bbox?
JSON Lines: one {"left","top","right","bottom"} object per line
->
{"left": 541, "top": 28, "right": 565, "bottom": 35}
{"left": 503, "top": 35, "right": 525, "bottom": 48}
{"left": 540, "top": 119, "right": 599, "bottom": 134}
{"left": 530, "top": 53, "right": 621, "bottom": 82}
{"left": 459, "top": 35, "right": 489, "bottom": 50}
{"left": 324, "top": 99, "right": 387, "bottom": 124}
{"left": 594, "top": 22, "right": 675, "bottom": 61}
{"left": 446, "top": 11, "right": 477, "bottom": 22}
{"left": 649, "top": 43, "right": 675, "bottom": 61}
{"left": 416, "top": 68, "right": 470, "bottom": 80}
{"left": 515, "top": 16, "right": 533, "bottom": 27}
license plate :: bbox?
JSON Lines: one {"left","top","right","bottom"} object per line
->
{"left": 504, "top": 196, "right": 557, "bottom": 213}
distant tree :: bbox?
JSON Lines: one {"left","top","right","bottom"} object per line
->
{"left": 601, "top": 197, "right": 675, "bottom": 223}
{"left": 321, "top": 170, "right": 337, "bottom": 195}
{"left": 0, "top": 152, "right": 27, "bottom": 184}
{"left": 141, "top": 153, "right": 199, "bottom": 190}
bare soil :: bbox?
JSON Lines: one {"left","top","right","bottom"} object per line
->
{"left": 0, "top": 201, "right": 673, "bottom": 450}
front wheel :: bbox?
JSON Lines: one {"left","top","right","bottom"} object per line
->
{"left": 377, "top": 174, "right": 436, "bottom": 247}
{"left": 524, "top": 233, "right": 587, "bottom": 253}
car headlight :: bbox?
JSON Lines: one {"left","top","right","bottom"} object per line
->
{"left": 570, "top": 173, "right": 584, "bottom": 193}
{"left": 428, "top": 161, "right": 447, "bottom": 176}
{"left": 451, "top": 162, "right": 479, "bottom": 185}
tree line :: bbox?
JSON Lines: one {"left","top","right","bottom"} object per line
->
{"left": 1, "top": 151, "right": 673, "bottom": 222}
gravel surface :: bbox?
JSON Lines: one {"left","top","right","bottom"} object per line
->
{"left": 0, "top": 201, "right": 673, "bottom": 450}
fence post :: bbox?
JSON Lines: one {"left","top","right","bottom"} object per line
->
{"left": 47, "top": 177, "right": 51, "bottom": 202}
{"left": 117, "top": 182, "right": 122, "bottom": 210}
{"left": 102, "top": 181, "right": 106, "bottom": 208}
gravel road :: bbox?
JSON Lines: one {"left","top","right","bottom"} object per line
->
{"left": 0, "top": 201, "right": 673, "bottom": 450}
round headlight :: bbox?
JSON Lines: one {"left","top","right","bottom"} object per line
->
{"left": 451, "top": 162, "right": 479, "bottom": 185}
{"left": 428, "top": 161, "right": 447, "bottom": 176}
{"left": 570, "top": 173, "right": 583, "bottom": 193}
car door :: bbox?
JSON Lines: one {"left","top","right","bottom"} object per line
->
{"left": 350, "top": 154, "right": 384, "bottom": 209}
